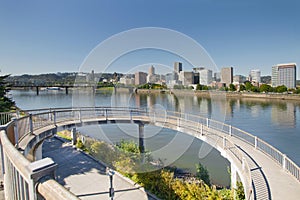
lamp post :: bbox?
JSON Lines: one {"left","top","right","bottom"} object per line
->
{"left": 107, "top": 169, "right": 115, "bottom": 200}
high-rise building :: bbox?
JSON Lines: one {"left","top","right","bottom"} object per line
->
{"left": 214, "top": 72, "right": 221, "bottom": 82}
{"left": 221, "top": 67, "right": 233, "bottom": 86}
{"left": 249, "top": 69, "right": 261, "bottom": 83}
{"left": 179, "top": 71, "right": 194, "bottom": 85}
{"left": 149, "top": 65, "right": 155, "bottom": 75}
{"left": 272, "top": 63, "right": 296, "bottom": 88}
{"left": 135, "top": 72, "right": 147, "bottom": 85}
{"left": 233, "top": 75, "right": 247, "bottom": 84}
{"left": 199, "top": 69, "right": 212, "bottom": 85}
{"left": 174, "top": 62, "right": 183, "bottom": 74}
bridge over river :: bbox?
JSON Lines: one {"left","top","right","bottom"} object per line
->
{"left": 0, "top": 107, "right": 299, "bottom": 199}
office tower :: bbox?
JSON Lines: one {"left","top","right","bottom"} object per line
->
{"left": 249, "top": 69, "right": 261, "bottom": 83}
{"left": 221, "top": 67, "right": 233, "bottom": 86}
{"left": 199, "top": 69, "right": 212, "bottom": 85}
{"left": 179, "top": 71, "right": 194, "bottom": 85}
{"left": 233, "top": 75, "right": 247, "bottom": 83}
{"left": 149, "top": 65, "right": 155, "bottom": 75}
{"left": 135, "top": 71, "right": 147, "bottom": 85}
{"left": 174, "top": 62, "right": 183, "bottom": 73}
{"left": 272, "top": 63, "right": 296, "bottom": 88}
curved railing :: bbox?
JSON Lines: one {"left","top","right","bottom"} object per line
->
{"left": 0, "top": 107, "right": 299, "bottom": 199}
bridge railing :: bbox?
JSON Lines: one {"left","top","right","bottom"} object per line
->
{"left": 1, "top": 107, "right": 299, "bottom": 199}
{"left": 157, "top": 110, "right": 300, "bottom": 183}
{"left": 150, "top": 110, "right": 253, "bottom": 199}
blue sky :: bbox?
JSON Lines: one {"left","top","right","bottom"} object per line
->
{"left": 0, "top": 0, "right": 299, "bottom": 78}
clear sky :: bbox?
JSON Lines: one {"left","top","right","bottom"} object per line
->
{"left": 0, "top": 0, "right": 299, "bottom": 78}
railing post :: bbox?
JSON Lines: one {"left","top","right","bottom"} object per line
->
{"left": 28, "top": 158, "right": 57, "bottom": 199}
{"left": 105, "top": 109, "right": 108, "bottom": 121}
{"left": 29, "top": 114, "right": 34, "bottom": 135}
{"left": 282, "top": 154, "right": 287, "bottom": 170}
{"left": 177, "top": 117, "right": 180, "bottom": 127}
{"left": 78, "top": 109, "right": 82, "bottom": 122}
{"left": 201, "top": 123, "right": 203, "bottom": 136}
{"left": 254, "top": 136, "right": 258, "bottom": 149}
{"left": 206, "top": 118, "right": 209, "bottom": 127}
{"left": 242, "top": 157, "right": 246, "bottom": 171}
{"left": 71, "top": 128, "right": 77, "bottom": 146}
{"left": 130, "top": 110, "right": 132, "bottom": 121}
{"left": 53, "top": 111, "right": 56, "bottom": 126}
{"left": 13, "top": 118, "right": 19, "bottom": 148}
{"left": 229, "top": 125, "right": 232, "bottom": 136}
{"left": 223, "top": 136, "right": 226, "bottom": 149}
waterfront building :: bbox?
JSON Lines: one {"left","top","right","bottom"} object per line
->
{"left": 135, "top": 71, "right": 147, "bottom": 85}
{"left": 179, "top": 71, "right": 194, "bottom": 86}
{"left": 199, "top": 69, "right": 212, "bottom": 85}
{"left": 174, "top": 62, "right": 183, "bottom": 74}
{"left": 149, "top": 65, "right": 155, "bottom": 75}
{"left": 271, "top": 63, "right": 296, "bottom": 88}
{"left": 120, "top": 76, "right": 135, "bottom": 85}
{"left": 214, "top": 72, "right": 221, "bottom": 82}
{"left": 249, "top": 69, "right": 261, "bottom": 83}
{"left": 221, "top": 67, "right": 233, "bottom": 86}
{"left": 233, "top": 75, "right": 247, "bottom": 84}
{"left": 192, "top": 67, "right": 212, "bottom": 85}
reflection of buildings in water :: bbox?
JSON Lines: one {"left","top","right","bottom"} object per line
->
{"left": 250, "top": 105, "right": 260, "bottom": 118}
{"left": 177, "top": 96, "right": 196, "bottom": 114}
{"left": 147, "top": 94, "right": 156, "bottom": 108}
{"left": 135, "top": 94, "right": 148, "bottom": 108}
{"left": 135, "top": 94, "right": 141, "bottom": 107}
{"left": 271, "top": 102, "right": 296, "bottom": 127}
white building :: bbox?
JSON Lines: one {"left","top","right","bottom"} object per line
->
{"left": 199, "top": 69, "right": 212, "bottom": 85}
{"left": 249, "top": 69, "right": 261, "bottom": 83}
{"left": 272, "top": 63, "right": 296, "bottom": 88}
{"left": 120, "top": 77, "right": 135, "bottom": 85}
{"left": 179, "top": 71, "right": 194, "bottom": 86}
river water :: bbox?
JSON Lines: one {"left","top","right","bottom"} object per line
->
{"left": 9, "top": 89, "right": 300, "bottom": 186}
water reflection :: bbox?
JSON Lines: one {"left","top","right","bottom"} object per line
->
{"left": 272, "top": 102, "right": 296, "bottom": 128}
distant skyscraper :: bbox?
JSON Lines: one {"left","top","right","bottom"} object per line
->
{"left": 179, "top": 71, "right": 194, "bottom": 85}
{"left": 174, "top": 62, "right": 182, "bottom": 74}
{"left": 135, "top": 72, "right": 147, "bottom": 85}
{"left": 249, "top": 69, "right": 261, "bottom": 83}
{"left": 149, "top": 65, "right": 155, "bottom": 75}
{"left": 221, "top": 67, "right": 233, "bottom": 86}
{"left": 272, "top": 63, "right": 296, "bottom": 88}
{"left": 233, "top": 75, "right": 247, "bottom": 83}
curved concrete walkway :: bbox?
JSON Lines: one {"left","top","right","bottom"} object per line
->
{"left": 42, "top": 136, "right": 154, "bottom": 200}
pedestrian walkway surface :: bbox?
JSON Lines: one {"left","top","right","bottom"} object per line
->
{"left": 42, "top": 137, "right": 152, "bottom": 200}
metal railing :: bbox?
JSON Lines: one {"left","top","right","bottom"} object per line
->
{"left": 1, "top": 107, "right": 300, "bottom": 199}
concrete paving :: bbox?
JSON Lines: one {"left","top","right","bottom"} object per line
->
{"left": 230, "top": 136, "right": 300, "bottom": 200}
{"left": 42, "top": 137, "right": 154, "bottom": 200}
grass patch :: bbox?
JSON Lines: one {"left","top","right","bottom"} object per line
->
{"left": 57, "top": 130, "right": 72, "bottom": 141}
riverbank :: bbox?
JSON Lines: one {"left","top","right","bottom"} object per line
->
{"left": 136, "top": 89, "right": 300, "bottom": 101}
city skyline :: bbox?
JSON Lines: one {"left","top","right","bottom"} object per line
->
{"left": 0, "top": 1, "right": 299, "bottom": 78}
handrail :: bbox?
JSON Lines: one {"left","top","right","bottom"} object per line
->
{"left": 37, "top": 178, "right": 80, "bottom": 200}
{"left": 1, "top": 106, "right": 300, "bottom": 199}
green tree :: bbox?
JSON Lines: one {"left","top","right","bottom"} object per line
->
{"left": 239, "top": 84, "right": 246, "bottom": 91}
{"left": 196, "top": 84, "right": 203, "bottom": 90}
{"left": 259, "top": 84, "right": 273, "bottom": 93}
{"left": 0, "top": 75, "right": 15, "bottom": 112}
{"left": 196, "top": 163, "right": 210, "bottom": 186}
{"left": 229, "top": 84, "right": 236, "bottom": 91}
{"left": 244, "top": 81, "right": 252, "bottom": 91}
{"left": 250, "top": 86, "right": 259, "bottom": 92}
{"left": 275, "top": 85, "right": 287, "bottom": 93}
{"left": 202, "top": 85, "right": 209, "bottom": 90}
